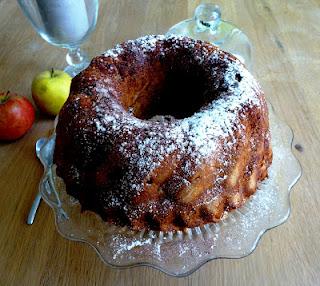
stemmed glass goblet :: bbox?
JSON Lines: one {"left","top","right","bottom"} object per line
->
{"left": 18, "top": 0, "right": 99, "bottom": 77}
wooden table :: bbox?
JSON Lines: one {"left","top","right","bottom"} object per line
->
{"left": 1, "top": 0, "right": 319, "bottom": 285}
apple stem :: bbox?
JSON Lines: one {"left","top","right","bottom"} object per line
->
{"left": 51, "top": 68, "right": 54, "bottom": 78}
{"left": 0, "top": 91, "right": 10, "bottom": 104}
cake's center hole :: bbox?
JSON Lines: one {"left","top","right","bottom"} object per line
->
{"left": 126, "top": 68, "right": 211, "bottom": 120}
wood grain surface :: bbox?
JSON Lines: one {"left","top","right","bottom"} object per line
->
{"left": 0, "top": 0, "right": 319, "bottom": 285}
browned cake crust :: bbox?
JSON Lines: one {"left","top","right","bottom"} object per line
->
{"left": 54, "top": 35, "right": 272, "bottom": 231}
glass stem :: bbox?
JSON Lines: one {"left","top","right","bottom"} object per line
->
{"left": 66, "top": 47, "right": 87, "bottom": 67}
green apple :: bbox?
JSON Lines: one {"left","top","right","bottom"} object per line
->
{"left": 32, "top": 69, "right": 72, "bottom": 116}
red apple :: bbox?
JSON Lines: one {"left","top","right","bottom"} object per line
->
{"left": 0, "top": 91, "right": 35, "bottom": 141}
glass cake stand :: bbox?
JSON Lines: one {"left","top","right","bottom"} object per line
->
{"left": 37, "top": 103, "right": 301, "bottom": 277}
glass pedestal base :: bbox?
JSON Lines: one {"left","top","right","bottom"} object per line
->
{"left": 38, "top": 103, "right": 301, "bottom": 277}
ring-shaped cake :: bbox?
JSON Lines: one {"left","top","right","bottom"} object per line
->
{"left": 54, "top": 35, "right": 272, "bottom": 231}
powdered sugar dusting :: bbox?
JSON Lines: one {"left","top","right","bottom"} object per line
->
{"left": 103, "top": 35, "right": 166, "bottom": 58}
{"left": 93, "top": 36, "right": 261, "bottom": 201}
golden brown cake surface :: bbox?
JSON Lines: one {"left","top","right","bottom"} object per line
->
{"left": 54, "top": 35, "right": 272, "bottom": 231}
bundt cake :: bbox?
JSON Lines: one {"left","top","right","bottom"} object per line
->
{"left": 54, "top": 35, "right": 272, "bottom": 231}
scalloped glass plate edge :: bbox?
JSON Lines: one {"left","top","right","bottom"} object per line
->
{"left": 38, "top": 102, "right": 302, "bottom": 277}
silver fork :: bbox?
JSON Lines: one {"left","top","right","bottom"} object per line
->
{"left": 26, "top": 138, "right": 48, "bottom": 225}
